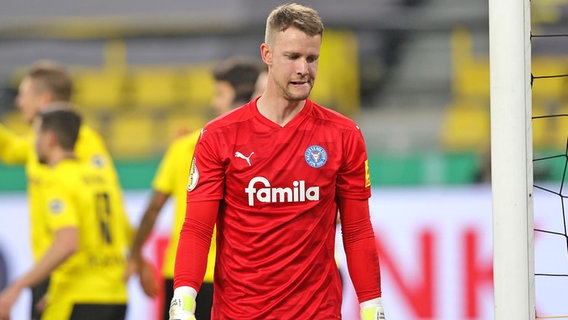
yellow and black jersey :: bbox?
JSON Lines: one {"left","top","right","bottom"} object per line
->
{"left": 40, "top": 158, "right": 130, "bottom": 319}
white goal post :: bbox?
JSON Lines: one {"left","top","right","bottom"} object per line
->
{"left": 489, "top": 0, "right": 535, "bottom": 318}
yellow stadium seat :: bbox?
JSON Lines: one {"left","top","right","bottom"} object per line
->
{"left": 312, "top": 30, "right": 360, "bottom": 115}
{"left": 532, "top": 103, "right": 552, "bottom": 151}
{"left": 441, "top": 100, "right": 490, "bottom": 152}
{"left": 105, "top": 113, "right": 157, "bottom": 159}
{"left": 451, "top": 28, "right": 490, "bottom": 99}
{"left": 453, "top": 59, "right": 490, "bottom": 98}
{"left": 72, "top": 70, "right": 126, "bottom": 110}
{"left": 532, "top": 57, "right": 568, "bottom": 101}
{"left": 126, "top": 68, "right": 182, "bottom": 109}
{"left": 179, "top": 66, "right": 215, "bottom": 111}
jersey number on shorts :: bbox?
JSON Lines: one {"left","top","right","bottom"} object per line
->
{"left": 95, "top": 192, "right": 113, "bottom": 245}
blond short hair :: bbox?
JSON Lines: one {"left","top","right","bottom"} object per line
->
{"left": 264, "top": 3, "right": 324, "bottom": 44}
{"left": 27, "top": 60, "right": 72, "bottom": 102}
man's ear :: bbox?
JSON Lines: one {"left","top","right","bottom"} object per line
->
{"left": 45, "top": 130, "right": 58, "bottom": 148}
{"left": 260, "top": 43, "right": 272, "bottom": 66}
{"left": 39, "top": 92, "right": 54, "bottom": 109}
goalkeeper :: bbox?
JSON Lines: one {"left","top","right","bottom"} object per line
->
{"left": 169, "top": 3, "right": 385, "bottom": 320}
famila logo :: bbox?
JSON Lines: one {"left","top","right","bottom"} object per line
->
{"left": 244, "top": 176, "right": 320, "bottom": 206}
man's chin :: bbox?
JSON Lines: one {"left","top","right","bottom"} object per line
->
{"left": 286, "top": 90, "right": 311, "bottom": 102}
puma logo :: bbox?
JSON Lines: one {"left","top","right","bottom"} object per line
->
{"left": 235, "top": 151, "right": 254, "bottom": 166}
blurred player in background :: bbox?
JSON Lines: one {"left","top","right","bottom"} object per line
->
{"left": 0, "top": 60, "right": 154, "bottom": 319}
{"left": 210, "top": 56, "right": 266, "bottom": 116}
{"left": 251, "top": 68, "right": 268, "bottom": 99}
{"left": 0, "top": 108, "right": 130, "bottom": 320}
{"left": 126, "top": 56, "right": 265, "bottom": 320}
{"left": 169, "top": 3, "right": 385, "bottom": 320}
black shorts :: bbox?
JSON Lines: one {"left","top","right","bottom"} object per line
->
{"left": 163, "top": 278, "right": 213, "bottom": 320}
{"left": 69, "top": 303, "right": 127, "bottom": 320}
{"left": 31, "top": 277, "right": 49, "bottom": 320}
{"left": 196, "top": 281, "right": 214, "bottom": 320}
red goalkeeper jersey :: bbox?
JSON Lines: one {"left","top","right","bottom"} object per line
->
{"left": 183, "top": 98, "right": 372, "bottom": 319}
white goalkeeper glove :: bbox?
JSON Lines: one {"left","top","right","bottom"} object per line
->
{"left": 360, "top": 297, "right": 386, "bottom": 320}
{"left": 169, "top": 286, "right": 197, "bottom": 320}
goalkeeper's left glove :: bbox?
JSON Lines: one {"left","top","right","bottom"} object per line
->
{"left": 169, "top": 286, "right": 197, "bottom": 320}
{"left": 360, "top": 297, "right": 386, "bottom": 320}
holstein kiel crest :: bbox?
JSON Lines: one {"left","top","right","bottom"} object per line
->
{"left": 304, "top": 145, "right": 328, "bottom": 168}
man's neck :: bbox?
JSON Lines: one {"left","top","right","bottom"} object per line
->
{"left": 256, "top": 94, "right": 306, "bottom": 127}
{"left": 48, "top": 150, "right": 76, "bottom": 167}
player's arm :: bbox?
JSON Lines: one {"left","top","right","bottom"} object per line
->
{"left": 125, "top": 190, "right": 169, "bottom": 296}
{"left": 126, "top": 137, "right": 183, "bottom": 294}
{"left": 128, "top": 190, "right": 169, "bottom": 263}
{"left": 339, "top": 197, "right": 385, "bottom": 320}
{"left": 0, "top": 227, "right": 78, "bottom": 319}
{"left": 130, "top": 136, "right": 179, "bottom": 264}
{"left": 0, "top": 124, "right": 30, "bottom": 164}
{"left": 170, "top": 200, "right": 219, "bottom": 320}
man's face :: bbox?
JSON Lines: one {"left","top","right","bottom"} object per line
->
{"left": 211, "top": 80, "right": 236, "bottom": 116}
{"left": 266, "top": 27, "right": 321, "bottom": 101}
{"left": 16, "top": 77, "right": 48, "bottom": 124}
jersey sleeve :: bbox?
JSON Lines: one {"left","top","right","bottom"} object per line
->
{"left": 44, "top": 177, "right": 80, "bottom": 231}
{"left": 186, "top": 130, "right": 226, "bottom": 202}
{"left": 336, "top": 125, "right": 372, "bottom": 200}
{"left": 339, "top": 197, "right": 382, "bottom": 302}
{"left": 174, "top": 200, "right": 219, "bottom": 290}
{"left": 0, "top": 124, "right": 30, "bottom": 164}
{"left": 337, "top": 124, "right": 381, "bottom": 302}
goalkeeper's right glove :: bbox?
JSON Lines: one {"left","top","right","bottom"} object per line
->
{"left": 169, "top": 286, "right": 197, "bottom": 320}
{"left": 360, "top": 297, "right": 386, "bottom": 320}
